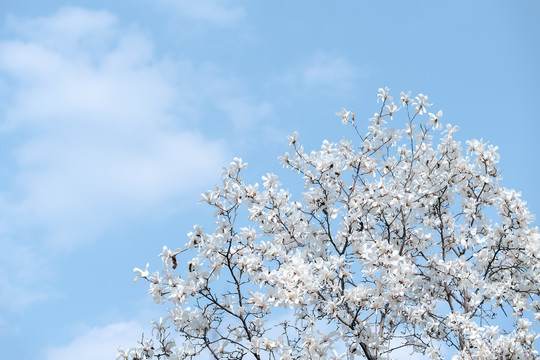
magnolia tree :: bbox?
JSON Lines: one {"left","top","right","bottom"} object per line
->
{"left": 119, "top": 89, "right": 540, "bottom": 360}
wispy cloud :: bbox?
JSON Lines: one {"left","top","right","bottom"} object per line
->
{"left": 0, "top": 7, "right": 229, "bottom": 246}
{"left": 278, "top": 52, "right": 367, "bottom": 93}
{"left": 0, "top": 236, "right": 53, "bottom": 322}
{"left": 302, "top": 53, "right": 364, "bottom": 87}
{"left": 217, "top": 97, "right": 272, "bottom": 130}
{"left": 44, "top": 321, "right": 144, "bottom": 360}
{"left": 4, "top": 7, "right": 117, "bottom": 54}
{"left": 156, "top": 0, "right": 245, "bottom": 25}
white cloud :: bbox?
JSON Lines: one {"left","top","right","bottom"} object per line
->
{"left": 278, "top": 52, "right": 367, "bottom": 93}
{"left": 44, "top": 321, "right": 144, "bottom": 360}
{"left": 0, "top": 237, "right": 53, "bottom": 316}
{"left": 157, "top": 0, "right": 245, "bottom": 25}
{"left": 4, "top": 7, "right": 117, "bottom": 56}
{"left": 217, "top": 97, "right": 272, "bottom": 130}
{"left": 0, "top": 7, "right": 230, "bottom": 246}
{"left": 303, "top": 53, "right": 366, "bottom": 89}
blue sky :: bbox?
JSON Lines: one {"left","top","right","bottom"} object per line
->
{"left": 0, "top": 1, "right": 538, "bottom": 359}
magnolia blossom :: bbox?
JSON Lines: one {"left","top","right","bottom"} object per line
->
{"left": 120, "top": 88, "right": 539, "bottom": 359}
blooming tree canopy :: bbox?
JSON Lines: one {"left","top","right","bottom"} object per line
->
{"left": 119, "top": 89, "right": 540, "bottom": 360}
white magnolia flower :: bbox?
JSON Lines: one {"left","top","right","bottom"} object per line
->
{"left": 132, "top": 263, "right": 149, "bottom": 282}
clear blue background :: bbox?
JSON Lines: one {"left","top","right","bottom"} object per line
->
{"left": 0, "top": 1, "right": 538, "bottom": 359}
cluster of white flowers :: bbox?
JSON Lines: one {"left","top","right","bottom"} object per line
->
{"left": 120, "top": 88, "right": 539, "bottom": 359}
